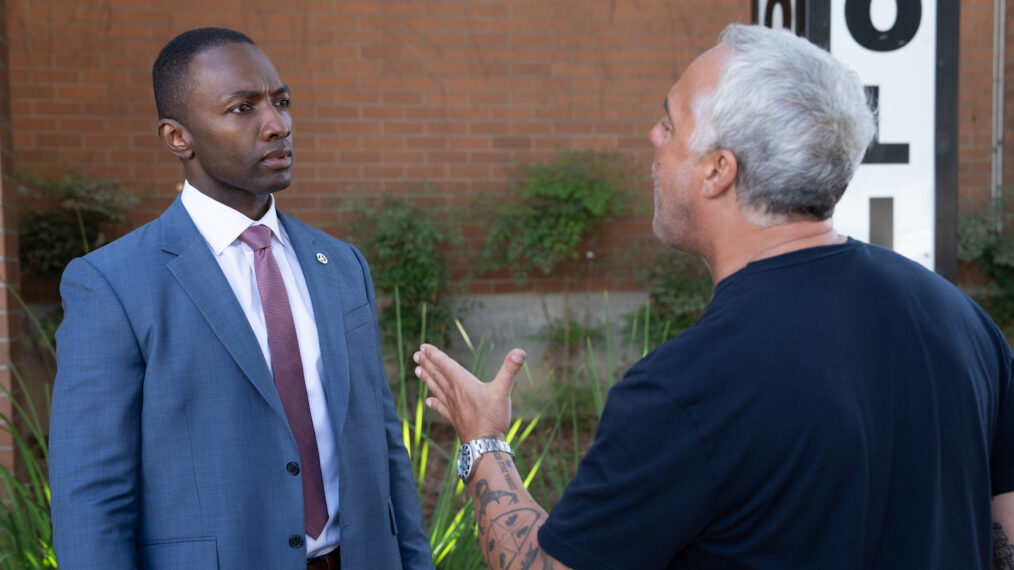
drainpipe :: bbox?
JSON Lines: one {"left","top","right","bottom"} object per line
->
{"left": 992, "top": 0, "right": 1006, "bottom": 230}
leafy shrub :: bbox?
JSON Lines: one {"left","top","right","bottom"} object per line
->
{"left": 958, "top": 195, "right": 1014, "bottom": 338}
{"left": 480, "top": 150, "right": 636, "bottom": 282}
{"left": 18, "top": 174, "right": 139, "bottom": 280}
{"left": 625, "top": 248, "right": 713, "bottom": 350}
{"left": 346, "top": 190, "right": 463, "bottom": 355}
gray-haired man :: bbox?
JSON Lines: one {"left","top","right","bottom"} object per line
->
{"left": 414, "top": 23, "right": 1014, "bottom": 569}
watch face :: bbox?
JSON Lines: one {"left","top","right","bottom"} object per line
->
{"left": 457, "top": 443, "right": 473, "bottom": 480}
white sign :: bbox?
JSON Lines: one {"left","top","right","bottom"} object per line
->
{"left": 830, "top": 0, "right": 936, "bottom": 270}
{"left": 754, "top": 0, "right": 958, "bottom": 276}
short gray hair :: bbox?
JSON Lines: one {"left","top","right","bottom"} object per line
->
{"left": 688, "top": 24, "right": 875, "bottom": 221}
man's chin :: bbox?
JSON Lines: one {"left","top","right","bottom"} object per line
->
{"left": 265, "top": 174, "right": 293, "bottom": 193}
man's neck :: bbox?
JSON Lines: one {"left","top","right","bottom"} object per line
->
{"left": 706, "top": 219, "right": 844, "bottom": 284}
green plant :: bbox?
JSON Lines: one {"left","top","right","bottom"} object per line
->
{"left": 0, "top": 284, "right": 56, "bottom": 569}
{"left": 958, "top": 194, "right": 1014, "bottom": 337}
{"left": 18, "top": 173, "right": 139, "bottom": 280}
{"left": 530, "top": 317, "right": 603, "bottom": 349}
{"left": 625, "top": 248, "right": 713, "bottom": 352}
{"left": 386, "top": 295, "right": 620, "bottom": 568}
{"left": 0, "top": 284, "right": 626, "bottom": 568}
{"left": 480, "top": 150, "right": 636, "bottom": 282}
{"left": 346, "top": 190, "right": 464, "bottom": 356}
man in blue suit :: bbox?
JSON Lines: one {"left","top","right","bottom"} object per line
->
{"left": 49, "top": 28, "right": 433, "bottom": 569}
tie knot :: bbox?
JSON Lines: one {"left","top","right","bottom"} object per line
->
{"left": 239, "top": 224, "right": 273, "bottom": 251}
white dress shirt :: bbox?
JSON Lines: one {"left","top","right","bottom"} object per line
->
{"left": 181, "top": 181, "right": 340, "bottom": 557}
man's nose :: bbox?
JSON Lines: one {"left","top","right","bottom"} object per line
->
{"left": 649, "top": 123, "right": 664, "bottom": 148}
{"left": 262, "top": 105, "right": 291, "bottom": 140}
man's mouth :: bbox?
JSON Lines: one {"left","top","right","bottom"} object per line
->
{"left": 261, "top": 148, "right": 293, "bottom": 169}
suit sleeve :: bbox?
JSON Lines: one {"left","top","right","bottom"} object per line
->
{"left": 352, "top": 246, "right": 435, "bottom": 569}
{"left": 50, "top": 257, "right": 145, "bottom": 569}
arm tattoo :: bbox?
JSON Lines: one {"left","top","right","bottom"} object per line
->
{"left": 499, "top": 455, "right": 519, "bottom": 491}
{"left": 473, "top": 454, "right": 556, "bottom": 569}
{"left": 486, "top": 507, "right": 543, "bottom": 569}
{"left": 474, "top": 479, "right": 519, "bottom": 524}
{"left": 996, "top": 522, "right": 1014, "bottom": 570}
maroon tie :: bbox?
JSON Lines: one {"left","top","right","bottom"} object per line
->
{"left": 238, "top": 224, "right": 328, "bottom": 539}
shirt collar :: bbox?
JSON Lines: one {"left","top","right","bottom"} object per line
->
{"left": 180, "top": 180, "right": 289, "bottom": 256}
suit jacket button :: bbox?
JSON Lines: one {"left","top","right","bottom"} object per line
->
{"left": 289, "top": 535, "right": 304, "bottom": 549}
{"left": 286, "top": 462, "right": 300, "bottom": 475}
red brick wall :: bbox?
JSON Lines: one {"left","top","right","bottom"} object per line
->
{"left": 2, "top": 0, "right": 1003, "bottom": 293}
{"left": 0, "top": 0, "right": 19, "bottom": 472}
{"left": 6, "top": 0, "right": 747, "bottom": 294}
{"left": 960, "top": 0, "right": 1000, "bottom": 204}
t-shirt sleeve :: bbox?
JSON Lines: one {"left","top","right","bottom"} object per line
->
{"left": 537, "top": 365, "right": 716, "bottom": 570}
{"left": 992, "top": 346, "right": 1014, "bottom": 496}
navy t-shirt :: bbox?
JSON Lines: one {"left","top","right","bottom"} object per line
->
{"left": 538, "top": 239, "right": 1014, "bottom": 569}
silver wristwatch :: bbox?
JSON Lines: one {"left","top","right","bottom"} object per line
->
{"left": 457, "top": 437, "right": 515, "bottom": 482}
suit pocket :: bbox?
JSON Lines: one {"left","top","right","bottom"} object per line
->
{"left": 343, "top": 303, "right": 374, "bottom": 333}
{"left": 139, "top": 537, "right": 218, "bottom": 569}
{"left": 387, "top": 496, "right": 399, "bottom": 536}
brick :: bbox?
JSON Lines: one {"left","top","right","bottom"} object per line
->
{"left": 362, "top": 136, "right": 405, "bottom": 150}
{"left": 37, "top": 133, "right": 83, "bottom": 147}
{"left": 406, "top": 136, "right": 446, "bottom": 150}
{"left": 55, "top": 85, "right": 105, "bottom": 100}
{"left": 336, "top": 91, "right": 379, "bottom": 104}
{"left": 338, "top": 122, "right": 380, "bottom": 136}
{"left": 406, "top": 166, "right": 447, "bottom": 179}
{"left": 426, "top": 151, "right": 468, "bottom": 164}
{"left": 362, "top": 166, "right": 404, "bottom": 178}
{"left": 382, "top": 91, "right": 423, "bottom": 105}
{"left": 449, "top": 137, "right": 490, "bottom": 150}
{"left": 340, "top": 151, "right": 382, "bottom": 164}
{"left": 492, "top": 136, "right": 531, "bottom": 150}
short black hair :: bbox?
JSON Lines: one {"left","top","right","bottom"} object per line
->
{"left": 152, "top": 27, "right": 254, "bottom": 122}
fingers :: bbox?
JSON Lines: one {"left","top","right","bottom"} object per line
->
{"left": 414, "top": 351, "right": 448, "bottom": 403}
{"left": 418, "top": 343, "right": 474, "bottom": 382}
{"left": 424, "top": 396, "right": 452, "bottom": 422}
{"left": 491, "top": 349, "right": 525, "bottom": 397}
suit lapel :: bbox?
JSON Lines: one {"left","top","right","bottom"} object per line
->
{"left": 160, "top": 196, "right": 288, "bottom": 423}
{"left": 280, "top": 212, "right": 351, "bottom": 439}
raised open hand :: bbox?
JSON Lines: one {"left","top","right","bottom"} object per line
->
{"left": 413, "top": 344, "right": 526, "bottom": 442}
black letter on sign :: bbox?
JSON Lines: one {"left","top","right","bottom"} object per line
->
{"left": 863, "top": 86, "right": 909, "bottom": 164}
{"left": 764, "top": 0, "right": 792, "bottom": 28}
{"left": 845, "top": 0, "right": 921, "bottom": 52}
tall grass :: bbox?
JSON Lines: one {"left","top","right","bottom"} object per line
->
{"left": 390, "top": 286, "right": 624, "bottom": 568}
{"left": 0, "top": 284, "right": 56, "bottom": 570}
{"left": 0, "top": 286, "right": 636, "bottom": 569}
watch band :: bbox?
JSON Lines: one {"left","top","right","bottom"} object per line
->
{"left": 457, "top": 437, "right": 515, "bottom": 482}
{"left": 470, "top": 437, "right": 514, "bottom": 457}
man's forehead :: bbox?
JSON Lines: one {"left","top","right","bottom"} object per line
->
{"left": 189, "top": 43, "right": 282, "bottom": 87}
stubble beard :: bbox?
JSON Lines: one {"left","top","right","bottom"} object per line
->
{"left": 651, "top": 162, "right": 696, "bottom": 254}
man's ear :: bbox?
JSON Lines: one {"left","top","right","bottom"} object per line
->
{"left": 156, "top": 119, "right": 194, "bottom": 160}
{"left": 700, "top": 149, "right": 737, "bottom": 200}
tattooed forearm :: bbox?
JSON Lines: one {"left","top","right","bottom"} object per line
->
{"left": 474, "top": 478, "right": 519, "bottom": 524}
{"left": 486, "top": 507, "right": 543, "bottom": 569}
{"left": 498, "top": 454, "right": 519, "bottom": 491}
{"left": 470, "top": 451, "right": 562, "bottom": 569}
{"left": 996, "top": 522, "right": 1014, "bottom": 570}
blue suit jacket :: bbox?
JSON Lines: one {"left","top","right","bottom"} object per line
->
{"left": 49, "top": 196, "right": 434, "bottom": 569}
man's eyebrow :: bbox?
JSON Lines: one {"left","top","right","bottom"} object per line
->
{"left": 225, "top": 85, "right": 291, "bottom": 99}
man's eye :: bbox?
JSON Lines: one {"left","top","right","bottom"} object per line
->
{"left": 232, "top": 103, "right": 252, "bottom": 113}
{"left": 275, "top": 99, "right": 290, "bottom": 109}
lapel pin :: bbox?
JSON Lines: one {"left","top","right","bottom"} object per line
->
{"left": 316, "top": 252, "right": 328, "bottom": 264}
